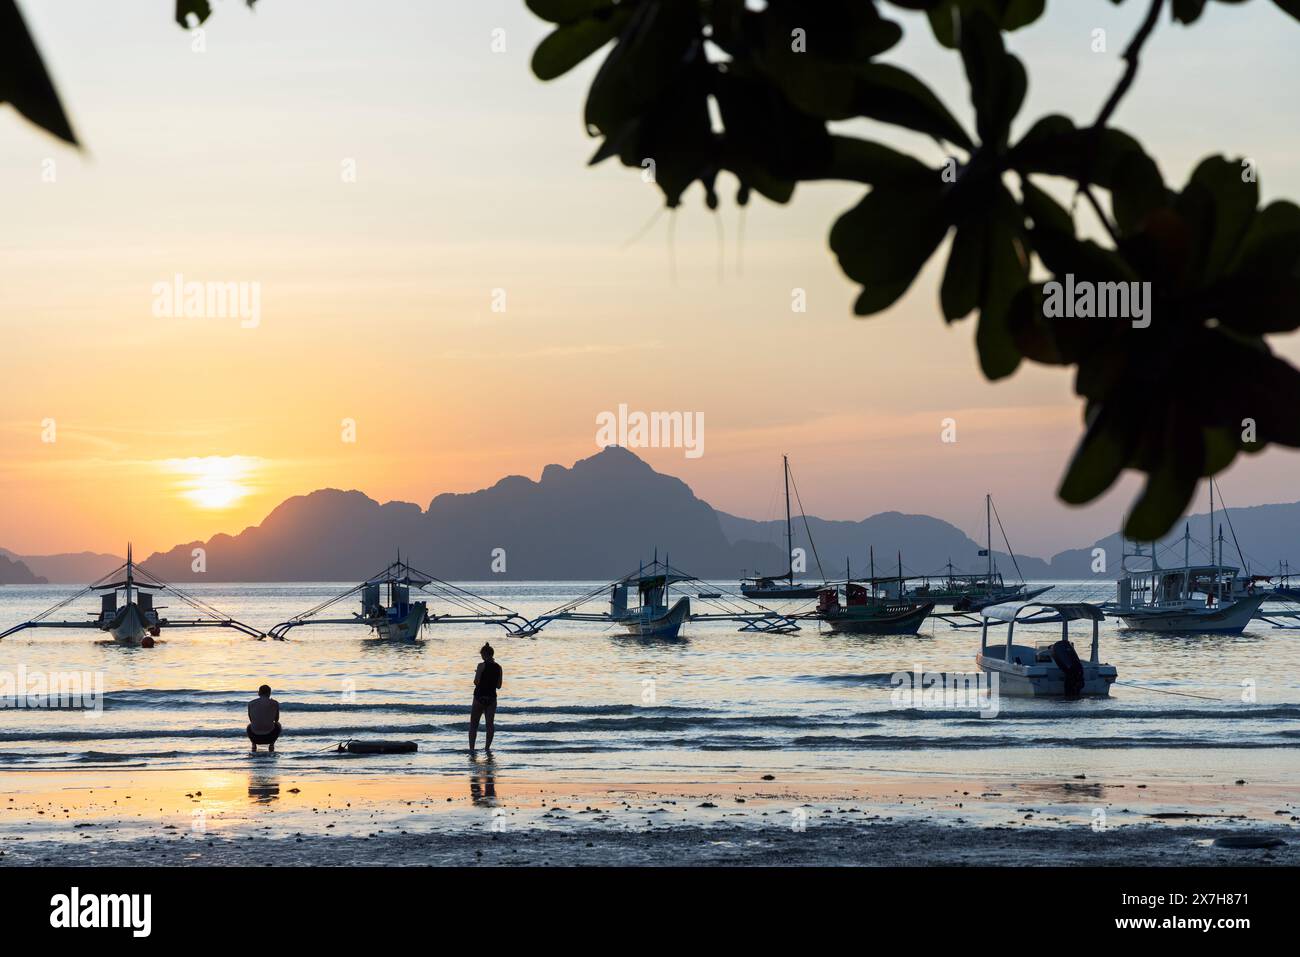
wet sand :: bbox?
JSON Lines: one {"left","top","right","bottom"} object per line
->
{"left": 2, "top": 764, "right": 1295, "bottom": 866}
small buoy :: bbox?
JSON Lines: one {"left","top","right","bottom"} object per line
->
{"left": 338, "top": 740, "right": 417, "bottom": 754}
{"left": 140, "top": 636, "right": 155, "bottom": 648}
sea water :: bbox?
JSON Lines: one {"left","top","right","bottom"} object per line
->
{"left": 0, "top": 582, "right": 1296, "bottom": 786}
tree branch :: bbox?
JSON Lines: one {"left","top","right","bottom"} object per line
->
{"left": 1077, "top": 0, "right": 1165, "bottom": 245}
{"left": 1092, "top": 0, "right": 1166, "bottom": 132}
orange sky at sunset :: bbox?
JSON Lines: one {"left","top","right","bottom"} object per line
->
{"left": 3, "top": 0, "right": 1299, "bottom": 560}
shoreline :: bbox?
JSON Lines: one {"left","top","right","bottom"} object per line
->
{"left": 3, "top": 765, "right": 1295, "bottom": 866}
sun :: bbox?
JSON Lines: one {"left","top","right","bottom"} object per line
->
{"left": 162, "top": 456, "right": 259, "bottom": 510}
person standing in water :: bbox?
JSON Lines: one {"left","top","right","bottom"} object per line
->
{"left": 246, "top": 684, "right": 281, "bottom": 753}
{"left": 469, "top": 643, "right": 503, "bottom": 751}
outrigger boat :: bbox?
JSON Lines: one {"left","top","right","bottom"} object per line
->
{"left": 810, "top": 552, "right": 934, "bottom": 635}
{"left": 521, "top": 555, "right": 800, "bottom": 639}
{"left": 740, "top": 455, "right": 826, "bottom": 600}
{"left": 1106, "top": 484, "right": 1268, "bottom": 635}
{"left": 269, "top": 556, "right": 530, "bottom": 641}
{"left": 0, "top": 544, "right": 263, "bottom": 646}
{"left": 610, "top": 566, "right": 692, "bottom": 639}
{"left": 910, "top": 560, "right": 1026, "bottom": 606}
{"left": 977, "top": 601, "right": 1117, "bottom": 697}
{"left": 951, "top": 495, "right": 1052, "bottom": 611}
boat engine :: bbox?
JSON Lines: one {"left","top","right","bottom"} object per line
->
{"left": 1049, "top": 639, "right": 1085, "bottom": 697}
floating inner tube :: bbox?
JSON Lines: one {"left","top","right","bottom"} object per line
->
{"left": 339, "top": 740, "right": 417, "bottom": 754}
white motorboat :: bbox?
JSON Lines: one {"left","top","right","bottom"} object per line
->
{"left": 977, "top": 601, "right": 1117, "bottom": 697}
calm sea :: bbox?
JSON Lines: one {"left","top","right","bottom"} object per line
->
{"left": 1, "top": 582, "right": 1297, "bottom": 785}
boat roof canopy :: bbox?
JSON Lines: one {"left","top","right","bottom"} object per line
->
{"left": 1123, "top": 563, "right": 1240, "bottom": 577}
{"left": 980, "top": 601, "right": 1105, "bottom": 623}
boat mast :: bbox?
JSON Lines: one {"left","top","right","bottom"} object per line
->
{"left": 125, "top": 542, "right": 133, "bottom": 606}
{"left": 784, "top": 454, "right": 793, "bottom": 584}
{"left": 1209, "top": 482, "right": 1219, "bottom": 599}
{"left": 986, "top": 494, "right": 992, "bottom": 596}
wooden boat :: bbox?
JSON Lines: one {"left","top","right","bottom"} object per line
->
{"left": 1107, "top": 487, "right": 1267, "bottom": 635}
{"left": 269, "top": 555, "right": 530, "bottom": 640}
{"left": 977, "top": 601, "right": 1117, "bottom": 697}
{"left": 520, "top": 556, "right": 801, "bottom": 638}
{"left": 611, "top": 573, "right": 692, "bottom": 639}
{"left": 815, "top": 585, "right": 934, "bottom": 635}
{"left": 814, "top": 558, "right": 934, "bottom": 636}
{"left": 0, "top": 544, "right": 263, "bottom": 646}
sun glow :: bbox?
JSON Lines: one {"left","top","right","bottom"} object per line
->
{"left": 162, "top": 456, "right": 260, "bottom": 510}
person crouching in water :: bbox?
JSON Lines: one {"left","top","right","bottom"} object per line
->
{"left": 247, "top": 684, "right": 282, "bottom": 753}
{"left": 469, "top": 643, "right": 503, "bottom": 751}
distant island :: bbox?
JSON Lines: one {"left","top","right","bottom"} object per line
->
{"left": 0, "top": 553, "right": 47, "bottom": 585}
{"left": 4, "top": 446, "right": 1298, "bottom": 583}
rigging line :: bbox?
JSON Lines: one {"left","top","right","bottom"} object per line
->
{"left": 988, "top": 497, "right": 1026, "bottom": 584}
{"left": 1112, "top": 681, "right": 1222, "bottom": 702}
{"left": 26, "top": 560, "right": 131, "bottom": 624}
{"left": 1211, "top": 479, "right": 1249, "bottom": 574}
{"left": 785, "top": 464, "right": 826, "bottom": 582}
{"left": 620, "top": 205, "right": 664, "bottom": 250}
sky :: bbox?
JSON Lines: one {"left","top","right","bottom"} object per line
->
{"left": 2, "top": 0, "right": 1299, "bottom": 560}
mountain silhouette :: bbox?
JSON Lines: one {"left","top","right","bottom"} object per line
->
{"left": 8, "top": 448, "right": 1298, "bottom": 583}
{"left": 138, "top": 446, "right": 783, "bottom": 582}
{"left": 0, "top": 553, "right": 47, "bottom": 585}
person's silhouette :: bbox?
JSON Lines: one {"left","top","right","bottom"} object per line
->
{"left": 469, "top": 643, "right": 503, "bottom": 751}
{"left": 246, "top": 684, "right": 281, "bottom": 752}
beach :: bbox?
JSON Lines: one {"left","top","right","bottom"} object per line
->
{"left": 2, "top": 765, "right": 1295, "bottom": 866}
{"left": 3, "top": 581, "right": 1298, "bottom": 866}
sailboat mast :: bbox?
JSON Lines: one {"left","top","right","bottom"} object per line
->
{"left": 986, "top": 494, "right": 992, "bottom": 596}
{"left": 784, "top": 454, "right": 793, "bottom": 583}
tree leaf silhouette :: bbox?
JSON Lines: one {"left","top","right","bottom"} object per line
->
{"left": 0, "top": 0, "right": 78, "bottom": 145}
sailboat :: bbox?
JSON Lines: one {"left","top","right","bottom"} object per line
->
{"left": 1108, "top": 484, "right": 1267, "bottom": 635}
{"left": 0, "top": 544, "right": 264, "bottom": 646}
{"left": 812, "top": 550, "right": 934, "bottom": 635}
{"left": 740, "top": 455, "right": 825, "bottom": 599}
{"left": 951, "top": 495, "right": 1052, "bottom": 612}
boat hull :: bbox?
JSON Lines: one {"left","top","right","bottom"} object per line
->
{"left": 617, "top": 596, "right": 691, "bottom": 639}
{"left": 954, "top": 585, "right": 1053, "bottom": 612}
{"left": 370, "top": 602, "right": 428, "bottom": 641}
{"left": 821, "top": 601, "right": 935, "bottom": 635}
{"left": 976, "top": 652, "right": 1116, "bottom": 697}
{"left": 740, "top": 584, "right": 822, "bottom": 600}
{"left": 106, "top": 603, "right": 153, "bottom": 645}
{"left": 1116, "top": 594, "right": 1266, "bottom": 635}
